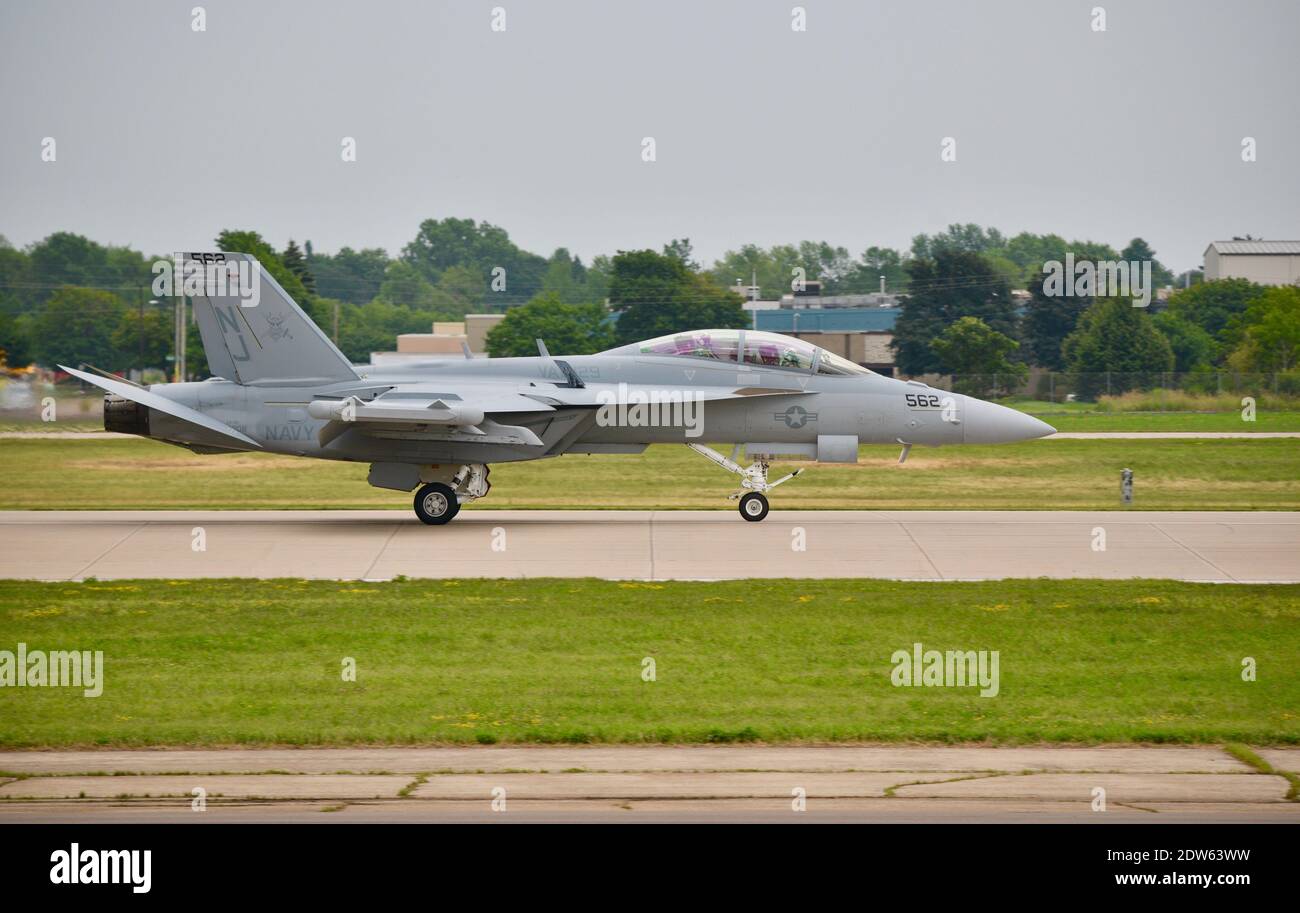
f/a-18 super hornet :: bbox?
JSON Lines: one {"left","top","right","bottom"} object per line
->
{"left": 65, "top": 253, "right": 1054, "bottom": 524}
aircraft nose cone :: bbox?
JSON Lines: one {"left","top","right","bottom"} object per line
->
{"left": 962, "top": 396, "right": 1056, "bottom": 444}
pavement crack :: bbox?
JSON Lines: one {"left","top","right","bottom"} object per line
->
{"left": 647, "top": 511, "right": 657, "bottom": 580}
{"left": 69, "top": 521, "right": 147, "bottom": 580}
{"left": 397, "top": 772, "right": 429, "bottom": 798}
{"left": 360, "top": 522, "right": 403, "bottom": 580}
{"left": 883, "top": 770, "right": 1008, "bottom": 797}
{"left": 1112, "top": 801, "right": 1159, "bottom": 814}
{"left": 894, "top": 519, "right": 944, "bottom": 580}
{"left": 1150, "top": 522, "right": 1237, "bottom": 582}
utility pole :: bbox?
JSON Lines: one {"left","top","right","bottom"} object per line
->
{"left": 137, "top": 286, "right": 145, "bottom": 379}
{"left": 333, "top": 300, "right": 340, "bottom": 343}
{"left": 180, "top": 295, "right": 187, "bottom": 381}
{"left": 173, "top": 295, "right": 187, "bottom": 383}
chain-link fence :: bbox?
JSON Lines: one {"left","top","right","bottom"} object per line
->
{"left": 933, "top": 372, "right": 1300, "bottom": 405}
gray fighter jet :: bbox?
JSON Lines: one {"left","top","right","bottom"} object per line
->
{"left": 64, "top": 253, "right": 1054, "bottom": 524}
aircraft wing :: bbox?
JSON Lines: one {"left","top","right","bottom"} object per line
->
{"left": 309, "top": 384, "right": 559, "bottom": 448}
{"left": 308, "top": 380, "right": 819, "bottom": 448}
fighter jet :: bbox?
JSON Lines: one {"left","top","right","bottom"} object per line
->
{"left": 64, "top": 253, "right": 1054, "bottom": 524}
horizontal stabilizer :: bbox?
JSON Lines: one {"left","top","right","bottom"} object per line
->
{"left": 60, "top": 366, "right": 260, "bottom": 449}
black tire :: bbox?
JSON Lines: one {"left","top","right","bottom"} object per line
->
{"left": 414, "top": 482, "right": 460, "bottom": 525}
{"left": 739, "top": 492, "right": 769, "bottom": 522}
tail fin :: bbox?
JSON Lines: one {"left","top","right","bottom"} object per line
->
{"left": 185, "top": 252, "right": 358, "bottom": 386}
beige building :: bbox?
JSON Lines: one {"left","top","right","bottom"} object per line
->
{"left": 1203, "top": 240, "right": 1300, "bottom": 285}
{"left": 372, "top": 314, "right": 506, "bottom": 365}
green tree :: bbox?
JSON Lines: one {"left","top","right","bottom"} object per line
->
{"left": 891, "top": 250, "right": 1017, "bottom": 376}
{"left": 854, "top": 246, "right": 910, "bottom": 294}
{"left": 0, "top": 312, "right": 33, "bottom": 367}
{"left": 541, "top": 248, "right": 593, "bottom": 302}
{"left": 661, "top": 238, "right": 698, "bottom": 271}
{"left": 1062, "top": 297, "right": 1175, "bottom": 399}
{"left": 281, "top": 239, "right": 315, "bottom": 294}
{"left": 27, "top": 232, "right": 150, "bottom": 293}
{"left": 0, "top": 243, "right": 35, "bottom": 316}
{"left": 708, "top": 244, "right": 787, "bottom": 299}
{"left": 214, "top": 230, "right": 315, "bottom": 315}
{"left": 401, "top": 217, "right": 546, "bottom": 301}
{"left": 910, "top": 224, "right": 1006, "bottom": 260}
{"left": 1119, "top": 237, "right": 1174, "bottom": 290}
{"left": 437, "top": 264, "right": 487, "bottom": 313}
{"left": 708, "top": 241, "right": 859, "bottom": 299}
{"left": 929, "top": 316, "right": 1028, "bottom": 396}
{"left": 993, "top": 233, "right": 1120, "bottom": 290}
{"left": 335, "top": 298, "right": 436, "bottom": 363}
{"left": 1023, "top": 282, "right": 1091, "bottom": 371}
{"left": 110, "top": 306, "right": 173, "bottom": 373}
{"left": 1153, "top": 311, "right": 1216, "bottom": 372}
{"left": 1164, "top": 278, "right": 1265, "bottom": 343}
{"left": 375, "top": 261, "right": 441, "bottom": 311}
{"left": 307, "top": 246, "right": 390, "bottom": 304}
{"left": 485, "top": 293, "right": 615, "bottom": 357}
{"left": 609, "top": 250, "right": 747, "bottom": 344}
{"left": 1226, "top": 286, "right": 1300, "bottom": 373}
{"left": 32, "top": 288, "right": 127, "bottom": 370}
{"left": 584, "top": 254, "right": 613, "bottom": 302}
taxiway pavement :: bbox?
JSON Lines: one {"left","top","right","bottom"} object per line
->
{"left": 0, "top": 745, "right": 1294, "bottom": 823}
{"left": 0, "top": 509, "right": 1295, "bottom": 582}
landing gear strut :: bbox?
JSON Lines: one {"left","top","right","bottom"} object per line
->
{"left": 687, "top": 443, "right": 803, "bottom": 522}
{"left": 412, "top": 463, "right": 491, "bottom": 525}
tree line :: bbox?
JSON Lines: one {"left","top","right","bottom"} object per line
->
{"left": 0, "top": 221, "right": 1295, "bottom": 400}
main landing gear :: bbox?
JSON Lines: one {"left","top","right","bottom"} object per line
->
{"left": 413, "top": 464, "right": 490, "bottom": 525}
{"left": 687, "top": 443, "right": 803, "bottom": 522}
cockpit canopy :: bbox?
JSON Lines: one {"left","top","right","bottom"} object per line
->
{"left": 602, "top": 329, "right": 873, "bottom": 376}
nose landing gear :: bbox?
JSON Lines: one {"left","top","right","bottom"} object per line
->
{"left": 687, "top": 443, "right": 803, "bottom": 522}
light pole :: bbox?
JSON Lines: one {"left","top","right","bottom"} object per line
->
{"left": 173, "top": 295, "right": 187, "bottom": 383}
{"left": 147, "top": 298, "right": 161, "bottom": 381}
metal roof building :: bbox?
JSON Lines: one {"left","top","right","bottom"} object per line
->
{"left": 1204, "top": 240, "right": 1300, "bottom": 285}
{"left": 756, "top": 307, "right": 901, "bottom": 374}
{"left": 756, "top": 306, "right": 900, "bottom": 334}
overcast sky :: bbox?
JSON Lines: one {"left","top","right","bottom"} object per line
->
{"left": 1, "top": 0, "right": 1297, "bottom": 273}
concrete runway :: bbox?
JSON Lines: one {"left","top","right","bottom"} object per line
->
{"left": 0, "top": 745, "right": 1295, "bottom": 823}
{"left": 0, "top": 509, "right": 1296, "bottom": 582}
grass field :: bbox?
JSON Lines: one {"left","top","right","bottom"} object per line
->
{"left": 0, "top": 436, "right": 1296, "bottom": 511}
{"left": 1021, "top": 411, "right": 1300, "bottom": 433}
{"left": 0, "top": 578, "right": 1295, "bottom": 748}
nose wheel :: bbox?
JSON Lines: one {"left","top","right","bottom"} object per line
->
{"left": 738, "top": 492, "right": 769, "bottom": 522}
{"left": 687, "top": 443, "right": 802, "bottom": 522}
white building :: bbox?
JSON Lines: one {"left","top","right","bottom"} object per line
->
{"left": 1203, "top": 240, "right": 1300, "bottom": 285}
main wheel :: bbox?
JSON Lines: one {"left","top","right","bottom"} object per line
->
{"left": 739, "top": 491, "right": 769, "bottom": 522}
{"left": 414, "top": 482, "right": 460, "bottom": 525}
